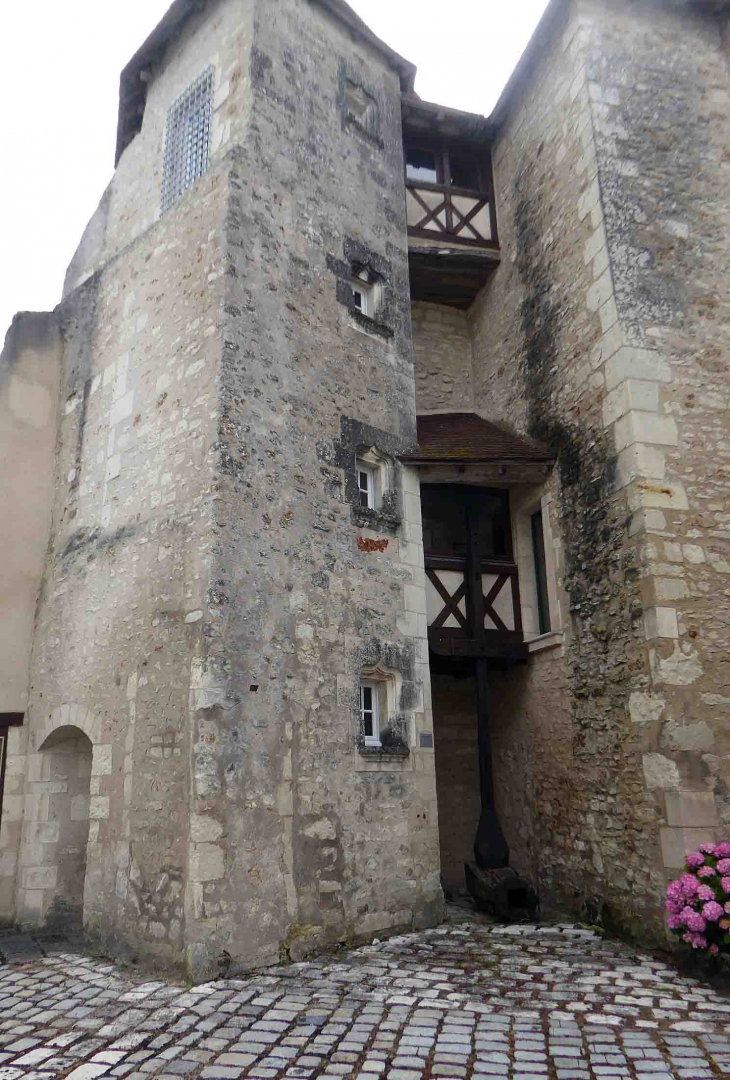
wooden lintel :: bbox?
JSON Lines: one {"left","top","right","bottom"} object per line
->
{"left": 428, "top": 632, "right": 528, "bottom": 663}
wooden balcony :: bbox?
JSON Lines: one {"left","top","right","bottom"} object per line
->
{"left": 406, "top": 181, "right": 498, "bottom": 250}
{"left": 426, "top": 556, "right": 527, "bottom": 662}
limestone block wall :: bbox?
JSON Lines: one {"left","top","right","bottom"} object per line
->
{"left": 0, "top": 314, "right": 62, "bottom": 923}
{"left": 580, "top": 0, "right": 730, "bottom": 878}
{"left": 467, "top": 0, "right": 652, "bottom": 933}
{"left": 5, "top": 151, "right": 227, "bottom": 964}
{"left": 64, "top": 0, "right": 255, "bottom": 297}
{"left": 179, "top": 0, "right": 442, "bottom": 978}
{"left": 0, "top": 314, "right": 62, "bottom": 714}
{"left": 411, "top": 302, "right": 475, "bottom": 413}
{"left": 466, "top": 0, "right": 730, "bottom": 938}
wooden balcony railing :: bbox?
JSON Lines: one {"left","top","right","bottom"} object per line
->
{"left": 406, "top": 181, "right": 499, "bottom": 250}
{"left": 425, "top": 556, "right": 523, "bottom": 652}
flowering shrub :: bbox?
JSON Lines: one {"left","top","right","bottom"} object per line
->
{"left": 666, "top": 842, "right": 730, "bottom": 957}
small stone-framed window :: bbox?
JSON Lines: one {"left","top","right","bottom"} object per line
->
{"left": 350, "top": 265, "right": 381, "bottom": 323}
{"left": 354, "top": 446, "right": 395, "bottom": 521}
{"left": 352, "top": 276, "right": 375, "bottom": 318}
{"left": 356, "top": 462, "right": 376, "bottom": 510}
{"left": 357, "top": 666, "right": 409, "bottom": 757}
{"left": 161, "top": 67, "right": 214, "bottom": 214}
{"left": 360, "top": 681, "right": 381, "bottom": 746}
{"left": 326, "top": 238, "right": 395, "bottom": 341}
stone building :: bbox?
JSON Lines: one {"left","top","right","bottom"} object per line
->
{"left": 2, "top": 0, "right": 730, "bottom": 976}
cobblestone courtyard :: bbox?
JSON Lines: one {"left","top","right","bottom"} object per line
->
{"left": 1, "top": 916, "right": 729, "bottom": 1080}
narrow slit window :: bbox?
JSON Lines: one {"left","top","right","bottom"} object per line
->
{"left": 161, "top": 67, "right": 214, "bottom": 214}
{"left": 531, "top": 510, "right": 551, "bottom": 634}
{"left": 360, "top": 682, "right": 380, "bottom": 745}
{"left": 357, "top": 464, "right": 376, "bottom": 510}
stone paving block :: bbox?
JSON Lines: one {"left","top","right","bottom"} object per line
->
{"left": 2, "top": 921, "right": 730, "bottom": 1080}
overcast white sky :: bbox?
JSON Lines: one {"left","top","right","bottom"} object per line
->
{"left": 0, "top": 0, "right": 549, "bottom": 340}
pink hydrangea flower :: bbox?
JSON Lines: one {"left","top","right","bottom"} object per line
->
{"left": 681, "top": 874, "right": 700, "bottom": 896}
{"left": 686, "top": 852, "right": 705, "bottom": 868}
{"left": 702, "top": 901, "right": 724, "bottom": 922}
{"left": 666, "top": 897, "right": 684, "bottom": 914}
{"left": 667, "top": 879, "right": 683, "bottom": 899}
{"left": 682, "top": 907, "right": 707, "bottom": 932}
{"left": 700, "top": 843, "right": 717, "bottom": 856}
{"left": 667, "top": 914, "right": 684, "bottom": 930}
{"left": 715, "top": 842, "right": 730, "bottom": 858}
{"left": 698, "top": 866, "right": 716, "bottom": 878}
{"left": 716, "top": 859, "right": 730, "bottom": 874}
{"left": 683, "top": 931, "right": 708, "bottom": 949}
{"left": 722, "top": 877, "right": 730, "bottom": 894}
{"left": 698, "top": 885, "right": 715, "bottom": 902}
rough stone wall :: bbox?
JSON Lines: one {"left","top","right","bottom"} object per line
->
{"left": 2, "top": 0, "right": 443, "bottom": 975}
{"left": 8, "top": 127, "right": 227, "bottom": 966}
{"left": 411, "top": 302, "right": 475, "bottom": 413}
{"left": 491, "top": 644, "right": 568, "bottom": 896}
{"left": 467, "top": 0, "right": 652, "bottom": 934}
{"left": 183, "top": 0, "right": 442, "bottom": 978}
{"left": 581, "top": 0, "right": 730, "bottom": 887}
{"left": 431, "top": 674, "right": 480, "bottom": 894}
{"left": 467, "top": 0, "right": 730, "bottom": 939}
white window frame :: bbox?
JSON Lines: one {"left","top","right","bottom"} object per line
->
{"left": 509, "top": 486, "right": 563, "bottom": 651}
{"left": 352, "top": 277, "right": 375, "bottom": 318}
{"left": 356, "top": 463, "right": 376, "bottom": 510}
{"left": 360, "top": 681, "right": 381, "bottom": 746}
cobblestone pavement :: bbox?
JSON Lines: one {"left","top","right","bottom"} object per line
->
{"left": 1, "top": 917, "right": 729, "bottom": 1080}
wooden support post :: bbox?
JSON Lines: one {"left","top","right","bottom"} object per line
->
{"left": 466, "top": 497, "right": 509, "bottom": 870}
{"left": 476, "top": 659, "right": 495, "bottom": 812}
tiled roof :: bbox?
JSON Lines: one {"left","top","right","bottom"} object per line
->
{"left": 400, "top": 413, "right": 554, "bottom": 464}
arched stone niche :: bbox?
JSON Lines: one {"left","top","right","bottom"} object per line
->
{"left": 16, "top": 703, "right": 110, "bottom": 929}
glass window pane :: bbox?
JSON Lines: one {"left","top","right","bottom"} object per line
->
{"left": 421, "top": 486, "right": 511, "bottom": 560}
{"left": 449, "top": 152, "right": 481, "bottom": 190}
{"left": 406, "top": 147, "right": 439, "bottom": 184}
{"left": 476, "top": 494, "right": 510, "bottom": 559}
{"left": 531, "top": 511, "right": 551, "bottom": 634}
{"left": 421, "top": 487, "right": 468, "bottom": 557}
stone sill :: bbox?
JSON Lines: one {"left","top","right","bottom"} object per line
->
{"left": 526, "top": 630, "right": 565, "bottom": 654}
{"left": 357, "top": 745, "right": 410, "bottom": 760}
{"left": 352, "top": 507, "right": 402, "bottom": 533}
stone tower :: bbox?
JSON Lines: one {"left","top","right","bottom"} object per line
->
{"left": 0, "top": 0, "right": 442, "bottom": 976}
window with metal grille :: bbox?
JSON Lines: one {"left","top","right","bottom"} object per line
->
{"left": 161, "top": 68, "right": 214, "bottom": 214}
